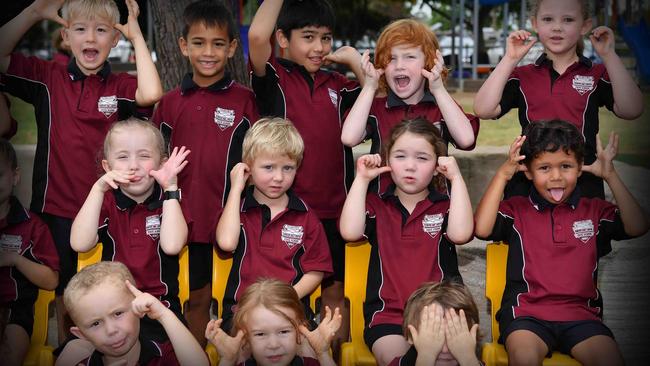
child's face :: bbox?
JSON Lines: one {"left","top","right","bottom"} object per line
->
{"left": 383, "top": 44, "right": 426, "bottom": 105}
{"left": 102, "top": 126, "right": 162, "bottom": 202}
{"left": 62, "top": 15, "right": 120, "bottom": 75}
{"left": 246, "top": 305, "right": 299, "bottom": 366}
{"left": 524, "top": 149, "right": 582, "bottom": 204}
{"left": 277, "top": 26, "right": 333, "bottom": 75}
{"left": 0, "top": 158, "right": 18, "bottom": 205}
{"left": 249, "top": 153, "right": 297, "bottom": 204}
{"left": 532, "top": 0, "right": 591, "bottom": 57}
{"left": 179, "top": 22, "right": 237, "bottom": 87}
{"left": 388, "top": 132, "right": 438, "bottom": 198}
{"left": 69, "top": 281, "right": 139, "bottom": 358}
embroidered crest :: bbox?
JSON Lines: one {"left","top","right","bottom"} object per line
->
{"left": 97, "top": 95, "right": 118, "bottom": 118}
{"left": 281, "top": 224, "right": 304, "bottom": 249}
{"left": 327, "top": 88, "right": 338, "bottom": 107}
{"left": 0, "top": 234, "right": 23, "bottom": 253}
{"left": 145, "top": 215, "right": 161, "bottom": 240}
{"left": 572, "top": 219, "right": 594, "bottom": 243}
{"left": 422, "top": 214, "right": 444, "bottom": 237}
{"left": 214, "top": 107, "right": 235, "bottom": 130}
{"left": 572, "top": 75, "right": 594, "bottom": 95}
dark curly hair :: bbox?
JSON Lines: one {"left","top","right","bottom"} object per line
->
{"left": 521, "top": 120, "right": 585, "bottom": 167}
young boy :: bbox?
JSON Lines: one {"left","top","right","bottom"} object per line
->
{"left": 62, "top": 261, "right": 208, "bottom": 366}
{"left": 390, "top": 281, "right": 480, "bottom": 366}
{"left": 474, "top": 120, "right": 648, "bottom": 365}
{"left": 247, "top": 0, "right": 363, "bottom": 350}
{"left": 0, "top": 0, "right": 162, "bottom": 342}
{"left": 215, "top": 118, "right": 333, "bottom": 332}
{"left": 152, "top": 0, "right": 258, "bottom": 346}
{"left": 0, "top": 139, "right": 59, "bottom": 366}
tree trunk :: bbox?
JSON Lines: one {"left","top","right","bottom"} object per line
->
{"left": 149, "top": 0, "right": 249, "bottom": 91}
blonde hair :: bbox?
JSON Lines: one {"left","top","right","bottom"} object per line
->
{"left": 63, "top": 262, "right": 135, "bottom": 324}
{"left": 103, "top": 117, "right": 166, "bottom": 163}
{"left": 61, "top": 0, "right": 120, "bottom": 24}
{"left": 242, "top": 118, "right": 304, "bottom": 166}
{"left": 402, "top": 281, "right": 479, "bottom": 342}
{"left": 530, "top": 0, "right": 591, "bottom": 55}
{"left": 374, "top": 18, "right": 448, "bottom": 93}
{"left": 232, "top": 278, "right": 306, "bottom": 342}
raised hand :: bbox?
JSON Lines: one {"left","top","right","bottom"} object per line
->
{"left": 358, "top": 50, "right": 384, "bottom": 91}
{"left": 323, "top": 46, "right": 361, "bottom": 67}
{"left": 436, "top": 156, "right": 462, "bottom": 181}
{"left": 126, "top": 280, "right": 167, "bottom": 320}
{"left": 444, "top": 308, "right": 478, "bottom": 365}
{"left": 499, "top": 135, "right": 527, "bottom": 180}
{"left": 422, "top": 50, "right": 446, "bottom": 93}
{"left": 31, "top": 0, "right": 67, "bottom": 27}
{"left": 96, "top": 170, "right": 135, "bottom": 192}
{"left": 229, "top": 162, "right": 251, "bottom": 194}
{"left": 299, "top": 306, "right": 342, "bottom": 356}
{"left": 408, "top": 303, "right": 445, "bottom": 358}
{"left": 355, "top": 154, "right": 391, "bottom": 182}
{"left": 113, "top": 0, "right": 143, "bottom": 42}
{"left": 505, "top": 30, "right": 537, "bottom": 62}
{"left": 205, "top": 319, "right": 244, "bottom": 365}
{"left": 590, "top": 26, "right": 616, "bottom": 58}
{"left": 149, "top": 146, "right": 190, "bottom": 191}
{"left": 582, "top": 132, "right": 618, "bottom": 180}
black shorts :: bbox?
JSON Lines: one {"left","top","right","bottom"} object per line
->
{"left": 504, "top": 171, "right": 605, "bottom": 200}
{"left": 3, "top": 298, "right": 35, "bottom": 337}
{"left": 501, "top": 316, "right": 614, "bottom": 356}
{"left": 188, "top": 242, "right": 213, "bottom": 291}
{"left": 40, "top": 213, "right": 76, "bottom": 295}
{"left": 320, "top": 218, "right": 345, "bottom": 286}
{"left": 364, "top": 323, "right": 403, "bottom": 350}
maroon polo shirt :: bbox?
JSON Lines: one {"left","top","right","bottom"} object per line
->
{"left": 359, "top": 185, "right": 461, "bottom": 329}
{"left": 240, "top": 356, "right": 320, "bottom": 366}
{"left": 251, "top": 56, "right": 361, "bottom": 219}
{"left": 97, "top": 185, "right": 185, "bottom": 314}
{"left": 221, "top": 186, "right": 332, "bottom": 322}
{"left": 153, "top": 73, "right": 258, "bottom": 244}
{"left": 485, "top": 188, "right": 630, "bottom": 323}
{"left": 0, "top": 197, "right": 59, "bottom": 305}
{"left": 81, "top": 338, "right": 179, "bottom": 366}
{"left": 0, "top": 93, "right": 18, "bottom": 139}
{"left": 3, "top": 53, "right": 143, "bottom": 218}
{"left": 499, "top": 53, "right": 614, "bottom": 166}
{"left": 365, "top": 90, "right": 480, "bottom": 193}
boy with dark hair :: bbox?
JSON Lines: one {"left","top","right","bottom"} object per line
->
{"left": 152, "top": 0, "right": 258, "bottom": 346}
{"left": 247, "top": 0, "right": 364, "bottom": 352}
{"left": 474, "top": 120, "right": 648, "bottom": 366}
{"left": 0, "top": 0, "right": 162, "bottom": 342}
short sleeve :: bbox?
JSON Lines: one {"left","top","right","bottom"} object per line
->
{"left": 484, "top": 200, "right": 516, "bottom": 242}
{"left": 497, "top": 69, "right": 521, "bottom": 119}
{"left": 300, "top": 215, "right": 333, "bottom": 275}
{"left": 5, "top": 53, "right": 53, "bottom": 103}
{"left": 597, "top": 201, "right": 631, "bottom": 257}
{"left": 29, "top": 214, "right": 60, "bottom": 272}
{"left": 596, "top": 69, "right": 614, "bottom": 112}
{"left": 250, "top": 57, "right": 283, "bottom": 117}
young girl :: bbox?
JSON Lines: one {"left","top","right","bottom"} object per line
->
{"left": 339, "top": 118, "right": 473, "bottom": 366}
{"left": 473, "top": 0, "right": 643, "bottom": 199}
{"left": 341, "top": 18, "right": 479, "bottom": 194}
{"left": 69, "top": 117, "right": 190, "bottom": 341}
{"left": 205, "top": 278, "right": 341, "bottom": 366}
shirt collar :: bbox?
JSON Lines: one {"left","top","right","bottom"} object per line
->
{"left": 241, "top": 185, "right": 307, "bottom": 213}
{"left": 180, "top": 72, "right": 234, "bottom": 94}
{"left": 67, "top": 57, "right": 112, "bottom": 81}
{"left": 113, "top": 183, "right": 163, "bottom": 211}
{"left": 86, "top": 338, "right": 163, "bottom": 366}
{"left": 529, "top": 186, "right": 581, "bottom": 211}
{"left": 243, "top": 356, "right": 307, "bottom": 366}
{"left": 381, "top": 184, "right": 449, "bottom": 204}
{"left": 534, "top": 52, "right": 592, "bottom": 69}
{"left": 6, "top": 196, "right": 30, "bottom": 225}
{"left": 386, "top": 88, "right": 436, "bottom": 108}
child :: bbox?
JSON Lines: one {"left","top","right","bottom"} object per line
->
{"left": 473, "top": 0, "right": 643, "bottom": 199}
{"left": 216, "top": 118, "right": 333, "bottom": 332}
{"left": 0, "top": 139, "right": 59, "bottom": 366}
{"left": 247, "top": 0, "right": 365, "bottom": 351}
{"left": 474, "top": 120, "right": 648, "bottom": 365}
{"left": 341, "top": 19, "right": 480, "bottom": 194}
{"left": 339, "top": 118, "right": 474, "bottom": 366}
{"left": 62, "top": 261, "right": 208, "bottom": 366}
{"left": 205, "top": 278, "right": 341, "bottom": 366}
{"left": 0, "top": 94, "right": 17, "bottom": 139}
{"left": 0, "top": 0, "right": 162, "bottom": 341}
{"left": 390, "top": 281, "right": 480, "bottom": 366}
{"left": 70, "top": 117, "right": 189, "bottom": 342}
{"left": 152, "top": 0, "right": 258, "bottom": 346}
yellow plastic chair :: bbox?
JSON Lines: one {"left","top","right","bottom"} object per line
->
{"left": 77, "top": 243, "right": 103, "bottom": 271}
{"left": 340, "top": 241, "right": 377, "bottom": 366}
{"left": 206, "top": 248, "right": 233, "bottom": 365}
{"left": 23, "top": 289, "right": 55, "bottom": 366}
{"left": 482, "top": 243, "right": 581, "bottom": 366}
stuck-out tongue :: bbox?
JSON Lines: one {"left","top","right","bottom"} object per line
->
{"left": 549, "top": 188, "right": 564, "bottom": 202}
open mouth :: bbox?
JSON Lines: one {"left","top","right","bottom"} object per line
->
{"left": 549, "top": 188, "right": 564, "bottom": 201}
{"left": 394, "top": 75, "right": 410, "bottom": 88}
{"left": 199, "top": 60, "right": 218, "bottom": 68}
{"left": 82, "top": 48, "right": 99, "bottom": 61}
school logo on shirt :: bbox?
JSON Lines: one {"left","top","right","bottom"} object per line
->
{"left": 572, "top": 219, "right": 595, "bottom": 243}
{"left": 572, "top": 75, "right": 595, "bottom": 95}
{"left": 214, "top": 107, "right": 235, "bottom": 130}
{"left": 145, "top": 215, "right": 161, "bottom": 240}
{"left": 422, "top": 214, "right": 444, "bottom": 237}
{"left": 0, "top": 234, "right": 23, "bottom": 253}
{"left": 327, "top": 88, "right": 338, "bottom": 107}
{"left": 98, "top": 95, "right": 118, "bottom": 118}
{"left": 281, "top": 224, "right": 304, "bottom": 249}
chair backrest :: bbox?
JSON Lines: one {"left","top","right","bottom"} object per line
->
{"left": 485, "top": 243, "right": 509, "bottom": 342}
{"left": 344, "top": 241, "right": 372, "bottom": 345}
{"left": 31, "top": 289, "right": 54, "bottom": 347}
{"left": 212, "top": 248, "right": 233, "bottom": 318}
{"left": 77, "top": 243, "right": 103, "bottom": 271}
